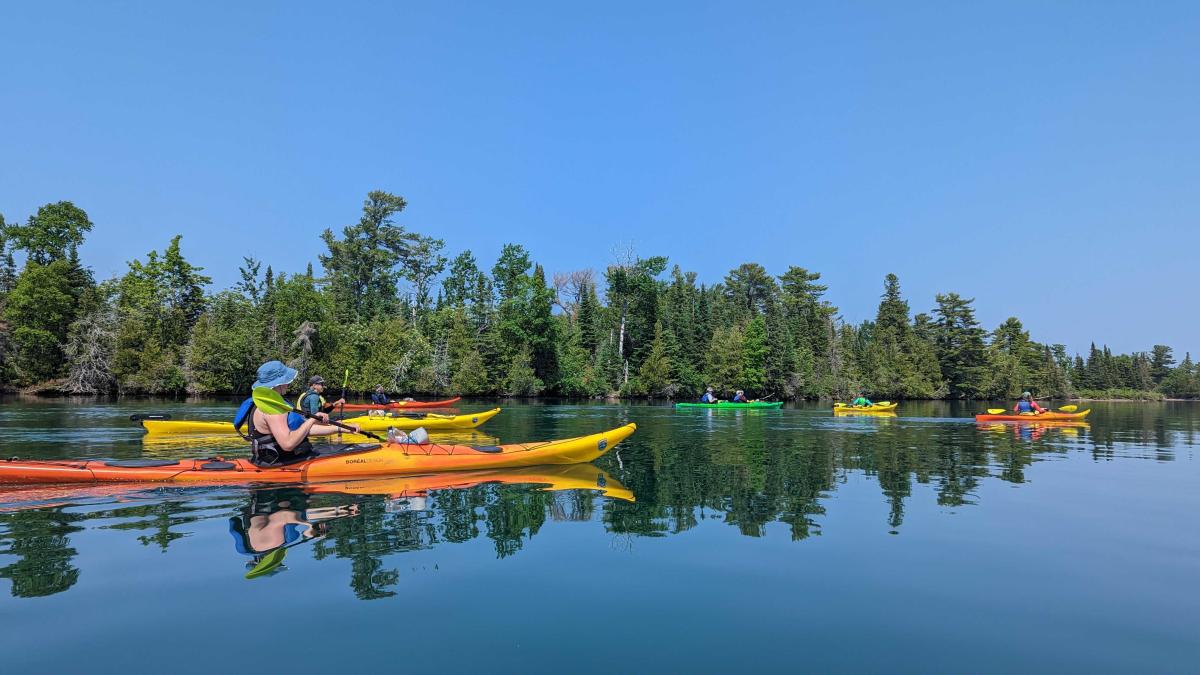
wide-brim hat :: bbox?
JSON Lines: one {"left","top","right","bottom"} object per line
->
{"left": 253, "top": 360, "right": 298, "bottom": 389}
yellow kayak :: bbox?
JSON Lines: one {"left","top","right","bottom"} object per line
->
{"left": 141, "top": 408, "right": 501, "bottom": 436}
{"left": 833, "top": 402, "right": 898, "bottom": 415}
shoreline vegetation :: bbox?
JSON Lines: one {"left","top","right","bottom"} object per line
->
{"left": 1, "top": 193, "right": 1197, "bottom": 402}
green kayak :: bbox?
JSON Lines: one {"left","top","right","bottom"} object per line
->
{"left": 675, "top": 401, "right": 783, "bottom": 409}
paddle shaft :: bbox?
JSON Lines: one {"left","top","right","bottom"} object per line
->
{"left": 294, "top": 406, "right": 384, "bottom": 442}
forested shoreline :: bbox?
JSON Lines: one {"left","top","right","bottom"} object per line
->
{"left": 1, "top": 192, "right": 1197, "bottom": 401}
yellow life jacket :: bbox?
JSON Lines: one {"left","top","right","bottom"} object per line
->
{"left": 295, "top": 389, "right": 326, "bottom": 412}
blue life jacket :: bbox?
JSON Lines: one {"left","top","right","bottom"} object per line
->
{"left": 1016, "top": 400, "right": 1035, "bottom": 413}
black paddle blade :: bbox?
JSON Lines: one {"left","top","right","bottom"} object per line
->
{"left": 129, "top": 414, "right": 172, "bottom": 422}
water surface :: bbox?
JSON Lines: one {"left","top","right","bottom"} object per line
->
{"left": 0, "top": 399, "right": 1197, "bottom": 673}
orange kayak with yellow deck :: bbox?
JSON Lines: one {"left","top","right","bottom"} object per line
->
{"left": 0, "top": 424, "right": 637, "bottom": 485}
{"left": 973, "top": 410, "right": 1091, "bottom": 422}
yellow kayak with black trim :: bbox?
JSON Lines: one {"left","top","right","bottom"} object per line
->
{"left": 833, "top": 402, "right": 898, "bottom": 415}
{"left": 141, "top": 408, "right": 501, "bottom": 436}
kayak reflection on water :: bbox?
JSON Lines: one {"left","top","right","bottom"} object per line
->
{"left": 229, "top": 487, "right": 360, "bottom": 578}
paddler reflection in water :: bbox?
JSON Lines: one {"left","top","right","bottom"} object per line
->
{"left": 229, "top": 487, "right": 359, "bottom": 576}
{"left": 234, "top": 361, "right": 360, "bottom": 466}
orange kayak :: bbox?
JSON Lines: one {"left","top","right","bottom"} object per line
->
{"left": 338, "top": 397, "right": 461, "bottom": 411}
{"left": 0, "top": 424, "right": 636, "bottom": 485}
{"left": 0, "top": 464, "right": 634, "bottom": 512}
{"left": 973, "top": 410, "right": 1091, "bottom": 422}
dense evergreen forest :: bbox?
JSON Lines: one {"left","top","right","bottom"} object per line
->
{"left": 0, "top": 192, "right": 1196, "bottom": 400}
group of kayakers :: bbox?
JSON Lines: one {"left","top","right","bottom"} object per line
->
{"left": 841, "top": 390, "right": 1052, "bottom": 414}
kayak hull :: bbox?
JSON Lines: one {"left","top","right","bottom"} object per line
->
{"left": 675, "top": 401, "right": 783, "bottom": 409}
{"left": 974, "top": 410, "right": 1091, "bottom": 422}
{"left": 338, "top": 397, "right": 462, "bottom": 412}
{"left": 0, "top": 423, "right": 636, "bottom": 485}
{"left": 141, "top": 408, "right": 501, "bottom": 436}
{"left": 0, "top": 464, "right": 635, "bottom": 511}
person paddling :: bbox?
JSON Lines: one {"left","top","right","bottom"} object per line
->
{"left": 851, "top": 394, "right": 873, "bottom": 408}
{"left": 700, "top": 387, "right": 719, "bottom": 403}
{"left": 370, "top": 385, "right": 390, "bottom": 406}
{"left": 1013, "top": 391, "right": 1046, "bottom": 415}
{"left": 297, "top": 375, "right": 347, "bottom": 417}
{"left": 732, "top": 390, "right": 750, "bottom": 403}
{"left": 235, "top": 361, "right": 358, "bottom": 466}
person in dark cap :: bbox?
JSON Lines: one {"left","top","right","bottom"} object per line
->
{"left": 296, "top": 374, "right": 347, "bottom": 417}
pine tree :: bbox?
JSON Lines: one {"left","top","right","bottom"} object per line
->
{"left": 635, "top": 321, "right": 674, "bottom": 397}
{"left": 932, "top": 293, "right": 988, "bottom": 398}
{"left": 875, "top": 274, "right": 910, "bottom": 337}
{"left": 740, "top": 316, "right": 768, "bottom": 395}
{"left": 1150, "top": 345, "right": 1175, "bottom": 385}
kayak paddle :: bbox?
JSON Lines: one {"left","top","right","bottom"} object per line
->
{"left": 244, "top": 526, "right": 329, "bottom": 580}
{"left": 245, "top": 547, "right": 288, "bottom": 579}
{"left": 130, "top": 413, "right": 172, "bottom": 421}
{"left": 252, "top": 386, "right": 386, "bottom": 442}
{"left": 340, "top": 368, "right": 349, "bottom": 417}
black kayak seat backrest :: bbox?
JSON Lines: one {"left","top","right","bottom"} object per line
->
{"left": 470, "top": 445, "right": 503, "bottom": 454}
{"left": 200, "top": 461, "right": 237, "bottom": 471}
{"left": 315, "top": 443, "right": 382, "bottom": 457}
{"left": 103, "top": 459, "right": 180, "bottom": 468}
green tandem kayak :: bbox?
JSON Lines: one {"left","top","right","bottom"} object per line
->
{"left": 675, "top": 401, "right": 783, "bottom": 409}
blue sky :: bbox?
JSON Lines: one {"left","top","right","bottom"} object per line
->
{"left": 1, "top": 1, "right": 1197, "bottom": 357}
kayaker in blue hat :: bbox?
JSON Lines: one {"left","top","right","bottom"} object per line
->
{"left": 233, "top": 361, "right": 359, "bottom": 465}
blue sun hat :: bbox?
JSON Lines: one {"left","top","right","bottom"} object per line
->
{"left": 253, "top": 360, "right": 298, "bottom": 389}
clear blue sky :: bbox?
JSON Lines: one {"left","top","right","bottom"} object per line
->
{"left": 1, "top": 1, "right": 1197, "bottom": 357}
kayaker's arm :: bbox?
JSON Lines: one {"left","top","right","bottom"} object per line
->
{"left": 309, "top": 422, "right": 358, "bottom": 437}
{"left": 262, "top": 413, "right": 361, "bottom": 450}
{"left": 264, "top": 412, "right": 318, "bottom": 452}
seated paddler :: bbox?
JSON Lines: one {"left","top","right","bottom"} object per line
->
{"left": 235, "top": 361, "right": 359, "bottom": 466}
{"left": 297, "top": 374, "right": 347, "bottom": 415}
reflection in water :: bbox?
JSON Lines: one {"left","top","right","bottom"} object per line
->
{"left": 0, "top": 464, "right": 631, "bottom": 599}
{"left": 0, "top": 507, "right": 83, "bottom": 597}
{"left": 1, "top": 402, "right": 1197, "bottom": 602}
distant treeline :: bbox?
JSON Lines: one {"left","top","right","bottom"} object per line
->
{"left": 1, "top": 192, "right": 1196, "bottom": 400}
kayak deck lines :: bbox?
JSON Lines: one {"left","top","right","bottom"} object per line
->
{"left": 0, "top": 423, "right": 638, "bottom": 485}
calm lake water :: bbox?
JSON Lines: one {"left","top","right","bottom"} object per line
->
{"left": 0, "top": 399, "right": 1197, "bottom": 673}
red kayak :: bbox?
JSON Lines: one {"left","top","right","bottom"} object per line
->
{"left": 338, "top": 396, "right": 462, "bottom": 411}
